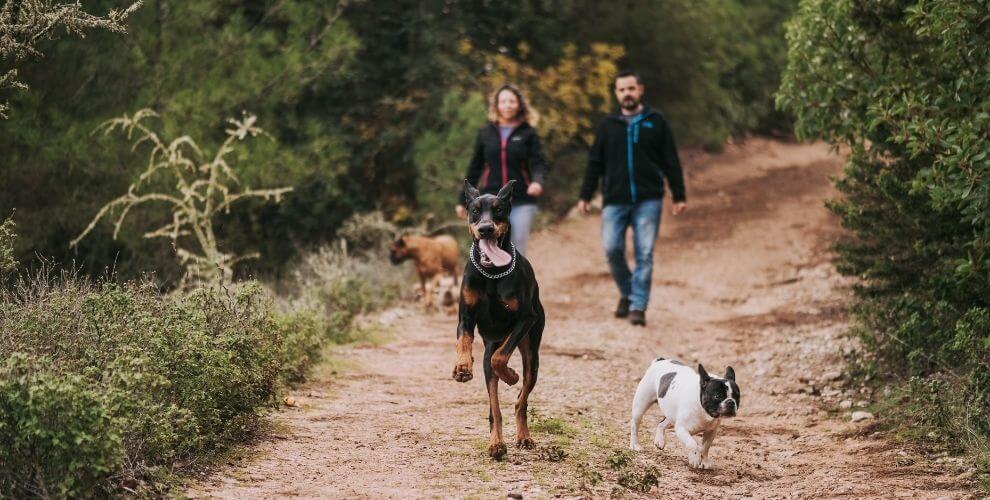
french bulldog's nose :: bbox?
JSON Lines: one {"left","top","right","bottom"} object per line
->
{"left": 477, "top": 223, "right": 495, "bottom": 238}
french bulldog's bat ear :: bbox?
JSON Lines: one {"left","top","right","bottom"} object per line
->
{"left": 464, "top": 180, "right": 481, "bottom": 203}
{"left": 724, "top": 366, "right": 735, "bottom": 381}
{"left": 496, "top": 180, "right": 516, "bottom": 202}
{"left": 698, "top": 364, "right": 711, "bottom": 385}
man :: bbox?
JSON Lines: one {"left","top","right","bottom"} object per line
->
{"left": 577, "top": 71, "right": 687, "bottom": 327}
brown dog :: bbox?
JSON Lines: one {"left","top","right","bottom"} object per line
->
{"left": 389, "top": 234, "right": 460, "bottom": 307}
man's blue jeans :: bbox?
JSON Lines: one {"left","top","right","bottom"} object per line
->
{"left": 601, "top": 199, "right": 663, "bottom": 312}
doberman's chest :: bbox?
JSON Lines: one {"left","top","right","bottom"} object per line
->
{"left": 470, "top": 288, "right": 521, "bottom": 335}
{"left": 477, "top": 290, "right": 519, "bottom": 316}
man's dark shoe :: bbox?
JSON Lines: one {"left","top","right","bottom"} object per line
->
{"left": 629, "top": 309, "right": 646, "bottom": 327}
{"left": 615, "top": 297, "right": 630, "bottom": 318}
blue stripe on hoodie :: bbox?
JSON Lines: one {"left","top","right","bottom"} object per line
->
{"left": 626, "top": 113, "right": 646, "bottom": 203}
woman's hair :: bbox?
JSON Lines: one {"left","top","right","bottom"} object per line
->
{"left": 487, "top": 83, "right": 539, "bottom": 126}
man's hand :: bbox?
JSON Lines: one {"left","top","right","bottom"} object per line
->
{"left": 576, "top": 199, "right": 591, "bottom": 215}
{"left": 455, "top": 204, "right": 467, "bottom": 219}
{"left": 526, "top": 182, "right": 543, "bottom": 197}
{"left": 672, "top": 201, "right": 687, "bottom": 215}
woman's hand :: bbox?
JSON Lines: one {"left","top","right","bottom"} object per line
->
{"left": 455, "top": 204, "right": 467, "bottom": 219}
{"left": 526, "top": 182, "right": 543, "bottom": 197}
{"left": 576, "top": 199, "right": 591, "bottom": 215}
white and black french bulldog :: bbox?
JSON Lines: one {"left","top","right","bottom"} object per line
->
{"left": 629, "top": 358, "right": 740, "bottom": 469}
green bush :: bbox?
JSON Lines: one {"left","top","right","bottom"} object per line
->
{"left": 275, "top": 309, "right": 326, "bottom": 386}
{"left": 0, "top": 354, "right": 123, "bottom": 498}
{"left": 0, "top": 217, "right": 14, "bottom": 277}
{"left": 779, "top": 0, "right": 990, "bottom": 480}
{"left": 0, "top": 276, "right": 298, "bottom": 496}
{"left": 285, "top": 211, "right": 410, "bottom": 334}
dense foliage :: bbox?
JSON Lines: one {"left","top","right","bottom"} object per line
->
{"left": 779, "top": 0, "right": 990, "bottom": 477}
{"left": 0, "top": 0, "right": 798, "bottom": 283}
{"left": 0, "top": 279, "right": 290, "bottom": 496}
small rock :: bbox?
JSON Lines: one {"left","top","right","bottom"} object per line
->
{"left": 839, "top": 400, "right": 853, "bottom": 410}
{"left": 851, "top": 411, "right": 874, "bottom": 422}
{"left": 823, "top": 370, "right": 843, "bottom": 381}
{"left": 507, "top": 494, "right": 523, "bottom": 499}
{"left": 955, "top": 469, "right": 975, "bottom": 481}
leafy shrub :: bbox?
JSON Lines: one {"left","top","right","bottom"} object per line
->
{"left": 0, "top": 217, "right": 14, "bottom": 277}
{"left": 0, "top": 275, "right": 293, "bottom": 496}
{"left": 778, "top": 0, "right": 990, "bottom": 481}
{"left": 0, "top": 354, "right": 123, "bottom": 498}
{"left": 275, "top": 309, "right": 326, "bottom": 386}
{"left": 285, "top": 211, "right": 410, "bottom": 342}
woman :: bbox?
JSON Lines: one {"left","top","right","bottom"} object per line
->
{"left": 457, "top": 83, "right": 549, "bottom": 255}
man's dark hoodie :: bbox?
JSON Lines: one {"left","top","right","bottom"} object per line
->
{"left": 579, "top": 107, "right": 686, "bottom": 205}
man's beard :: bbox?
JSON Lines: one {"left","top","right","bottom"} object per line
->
{"left": 621, "top": 97, "right": 640, "bottom": 110}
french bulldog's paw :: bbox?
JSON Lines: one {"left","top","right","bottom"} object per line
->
{"left": 687, "top": 450, "right": 704, "bottom": 469}
{"left": 652, "top": 433, "right": 666, "bottom": 449}
{"left": 700, "top": 457, "right": 714, "bottom": 470}
{"left": 630, "top": 441, "right": 643, "bottom": 452}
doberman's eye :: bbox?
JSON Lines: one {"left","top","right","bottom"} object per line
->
{"left": 472, "top": 207, "right": 480, "bottom": 215}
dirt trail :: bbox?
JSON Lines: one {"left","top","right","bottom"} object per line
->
{"left": 191, "top": 139, "right": 978, "bottom": 499}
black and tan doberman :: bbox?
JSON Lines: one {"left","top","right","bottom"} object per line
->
{"left": 452, "top": 180, "right": 546, "bottom": 460}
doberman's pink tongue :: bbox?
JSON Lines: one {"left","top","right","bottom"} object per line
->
{"left": 478, "top": 238, "right": 511, "bottom": 267}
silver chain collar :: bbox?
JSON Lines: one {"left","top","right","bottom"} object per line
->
{"left": 469, "top": 241, "right": 517, "bottom": 280}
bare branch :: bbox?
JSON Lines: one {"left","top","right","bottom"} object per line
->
{"left": 73, "top": 109, "right": 292, "bottom": 287}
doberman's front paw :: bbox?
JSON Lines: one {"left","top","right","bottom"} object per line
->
{"left": 451, "top": 362, "right": 473, "bottom": 382}
{"left": 494, "top": 366, "right": 519, "bottom": 386}
{"left": 517, "top": 436, "right": 535, "bottom": 449}
{"left": 488, "top": 441, "right": 507, "bottom": 460}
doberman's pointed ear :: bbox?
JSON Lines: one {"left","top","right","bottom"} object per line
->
{"left": 464, "top": 180, "right": 481, "bottom": 204}
{"left": 724, "top": 366, "right": 735, "bottom": 381}
{"left": 698, "top": 364, "right": 711, "bottom": 386}
{"left": 496, "top": 180, "right": 516, "bottom": 203}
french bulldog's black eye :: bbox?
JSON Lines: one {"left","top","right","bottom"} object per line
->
{"left": 472, "top": 207, "right": 480, "bottom": 215}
